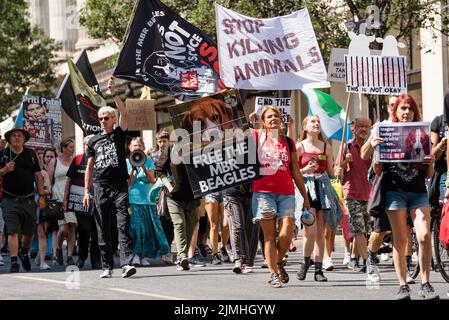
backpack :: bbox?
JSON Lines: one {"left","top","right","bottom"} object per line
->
{"left": 440, "top": 202, "right": 449, "bottom": 249}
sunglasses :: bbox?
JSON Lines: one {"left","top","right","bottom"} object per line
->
{"left": 99, "top": 116, "right": 110, "bottom": 121}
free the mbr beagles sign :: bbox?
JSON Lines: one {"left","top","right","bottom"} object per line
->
{"left": 215, "top": 4, "right": 330, "bottom": 90}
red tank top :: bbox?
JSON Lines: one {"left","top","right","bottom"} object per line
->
{"left": 299, "top": 141, "right": 327, "bottom": 174}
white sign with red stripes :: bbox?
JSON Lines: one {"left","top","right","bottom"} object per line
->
{"left": 344, "top": 55, "right": 407, "bottom": 95}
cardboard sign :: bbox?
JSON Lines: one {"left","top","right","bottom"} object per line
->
{"left": 376, "top": 122, "right": 431, "bottom": 162}
{"left": 215, "top": 4, "right": 329, "bottom": 90}
{"left": 254, "top": 97, "right": 291, "bottom": 123}
{"left": 126, "top": 99, "right": 156, "bottom": 131}
{"left": 0, "top": 117, "right": 14, "bottom": 137}
{"left": 22, "top": 96, "right": 62, "bottom": 149}
{"left": 345, "top": 55, "right": 407, "bottom": 95}
{"left": 328, "top": 48, "right": 381, "bottom": 83}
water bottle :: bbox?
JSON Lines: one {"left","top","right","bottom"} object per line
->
{"left": 301, "top": 209, "right": 315, "bottom": 226}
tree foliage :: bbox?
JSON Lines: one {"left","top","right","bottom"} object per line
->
{"left": 0, "top": 0, "right": 60, "bottom": 118}
{"left": 79, "top": 0, "right": 449, "bottom": 66}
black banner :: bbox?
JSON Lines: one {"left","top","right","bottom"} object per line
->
{"left": 113, "top": 0, "right": 225, "bottom": 101}
{"left": 56, "top": 50, "right": 102, "bottom": 135}
{"left": 184, "top": 137, "right": 260, "bottom": 198}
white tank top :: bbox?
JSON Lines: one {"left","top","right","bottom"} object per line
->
{"left": 52, "top": 159, "right": 70, "bottom": 202}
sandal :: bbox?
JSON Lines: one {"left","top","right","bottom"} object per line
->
{"left": 268, "top": 273, "right": 283, "bottom": 288}
{"left": 277, "top": 261, "right": 289, "bottom": 283}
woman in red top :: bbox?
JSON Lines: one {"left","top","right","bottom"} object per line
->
{"left": 251, "top": 106, "right": 310, "bottom": 288}
{"left": 296, "top": 115, "right": 336, "bottom": 282}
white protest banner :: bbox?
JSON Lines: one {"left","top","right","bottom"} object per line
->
{"left": 0, "top": 117, "right": 14, "bottom": 137}
{"left": 215, "top": 4, "right": 330, "bottom": 90}
{"left": 344, "top": 55, "right": 407, "bottom": 95}
{"left": 125, "top": 99, "right": 156, "bottom": 131}
{"left": 254, "top": 97, "right": 291, "bottom": 123}
{"left": 376, "top": 122, "right": 430, "bottom": 163}
{"left": 328, "top": 48, "right": 381, "bottom": 83}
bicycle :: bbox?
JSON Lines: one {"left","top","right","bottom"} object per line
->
{"left": 431, "top": 204, "right": 449, "bottom": 282}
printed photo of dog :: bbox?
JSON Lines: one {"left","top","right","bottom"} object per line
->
{"left": 404, "top": 128, "right": 430, "bottom": 161}
{"left": 180, "top": 97, "right": 236, "bottom": 139}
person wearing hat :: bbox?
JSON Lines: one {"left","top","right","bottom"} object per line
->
{"left": 0, "top": 126, "right": 45, "bottom": 273}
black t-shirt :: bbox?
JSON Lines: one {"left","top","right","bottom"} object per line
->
{"left": 383, "top": 162, "right": 427, "bottom": 193}
{"left": 431, "top": 115, "right": 447, "bottom": 173}
{"left": 87, "top": 127, "right": 129, "bottom": 184}
{"left": 1, "top": 147, "right": 41, "bottom": 196}
{"left": 66, "top": 154, "right": 88, "bottom": 187}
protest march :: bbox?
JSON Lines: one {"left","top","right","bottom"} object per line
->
{"left": 2, "top": 0, "right": 449, "bottom": 303}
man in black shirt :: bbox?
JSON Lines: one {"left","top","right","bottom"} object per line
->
{"left": 0, "top": 127, "right": 45, "bottom": 272}
{"left": 83, "top": 77, "right": 136, "bottom": 279}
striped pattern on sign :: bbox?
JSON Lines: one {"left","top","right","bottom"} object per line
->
{"left": 344, "top": 55, "right": 407, "bottom": 89}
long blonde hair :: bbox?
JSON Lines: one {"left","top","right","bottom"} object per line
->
{"left": 298, "top": 115, "right": 326, "bottom": 142}
{"left": 259, "top": 106, "right": 285, "bottom": 135}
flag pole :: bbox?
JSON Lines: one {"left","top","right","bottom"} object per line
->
{"left": 337, "top": 92, "right": 352, "bottom": 168}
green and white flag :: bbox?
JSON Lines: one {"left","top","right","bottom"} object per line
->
{"left": 301, "top": 89, "right": 351, "bottom": 141}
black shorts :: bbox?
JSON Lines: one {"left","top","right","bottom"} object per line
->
{"left": 1, "top": 197, "right": 36, "bottom": 236}
{"left": 373, "top": 212, "right": 391, "bottom": 233}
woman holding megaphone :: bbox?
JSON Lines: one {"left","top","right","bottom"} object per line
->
{"left": 126, "top": 137, "right": 170, "bottom": 267}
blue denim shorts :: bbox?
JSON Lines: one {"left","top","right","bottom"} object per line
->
{"left": 252, "top": 192, "right": 295, "bottom": 222}
{"left": 385, "top": 191, "right": 429, "bottom": 211}
{"left": 205, "top": 191, "right": 223, "bottom": 204}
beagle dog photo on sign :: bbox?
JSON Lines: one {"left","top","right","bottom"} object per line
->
{"left": 405, "top": 128, "right": 430, "bottom": 161}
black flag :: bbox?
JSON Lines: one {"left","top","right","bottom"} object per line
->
{"left": 113, "top": 0, "right": 225, "bottom": 101}
{"left": 56, "top": 50, "right": 103, "bottom": 135}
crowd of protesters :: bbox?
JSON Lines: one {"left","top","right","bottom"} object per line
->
{"left": 1, "top": 80, "right": 448, "bottom": 299}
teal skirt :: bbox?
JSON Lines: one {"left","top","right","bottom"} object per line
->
{"left": 129, "top": 203, "right": 170, "bottom": 258}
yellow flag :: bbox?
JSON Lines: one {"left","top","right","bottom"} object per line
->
{"left": 140, "top": 86, "right": 151, "bottom": 100}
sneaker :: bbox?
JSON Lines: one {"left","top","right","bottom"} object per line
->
{"left": 197, "top": 244, "right": 209, "bottom": 258}
{"left": 162, "top": 253, "right": 173, "bottom": 265}
{"left": 418, "top": 282, "right": 439, "bottom": 300}
{"left": 277, "top": 261, "right": 289, "bottom": 283}
{"left": 358, "top": 262, "right": 367, "bottom": 273}
{"left": 52, "top": 256, "right": 58, "bottom": 266}
{"left": 323, "top": 257, "right": 334, "bottom": 271}
{"left": 366, "top": 259, "right": 381, "bottom": 282}
{"left": 342, "top": 252, "right": 351, "bottom": 265}
{"left": 380, "top": 253, "right": 390, "bottom": 262}
{"left": 66, "top": 256, "right": 75, "bottom": 266}
{"left": 34, "top": 255, "right": 40, "bottom": 266}
{"left": 188, "top": 256, "right": 206, "bottom": 267}
{"left": 76, "top": 258, "right": 85, "bottom": 269}
{"left": 296, "top": 262, "right": 309, "bottom": 281}
{"left": 100, "top": 269, "right": 113, "bottom": 278}
{"left": 232, "top": 260, "right": 243, "bottom": 274}
{"left": 314, "top": 270, "right": 328, "bottom": 282}
{"left": 406, "top": 275, "right": 415, "bottom": 284}
{"left": 220, "top": 247, "right": 230, "bottom": 262}
{"left": 242, "top": 265, "right": 253, "bottom": 274}
{"left": 10, "top": 262, "right": 20, "bottom": 273}
{"left": 122, "top": 265, "right": 137, "bottom": 278}
{"left": 56, "top": 248, "right": 63, "bottom": 266}
{"left": 176, "top": 257, "right": 190, "bottom": 271}
{"left": 141, "top": 257, "right": 151, "bottom": 266}
{"left": 40, "top": 261, "right": 51, "bottom": 270}
{"left": 348, "top": 258, "right": 360, "bottom": 271}
{"left": 0, "top": 255, "right": 4, "bottom": 266}
{"left": 131, "top": 255, "right": 141, "bottom": 267}
{"left": 268, "top": 273, "right": 283, "bottom": 288}
{"left": 261, "top": 261, "right": 269, "bottom": 269}
{"left": 1, "top": 246, "right": 8, "bottom": 256}
{"left": 19, "top": 253, "right": 31, "bottom": 272}
{"left": 211, "top": 253, "right": 222, "bottom": 265}
{"left": 395, "top": 285, "right": 411, "bottom": 300}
